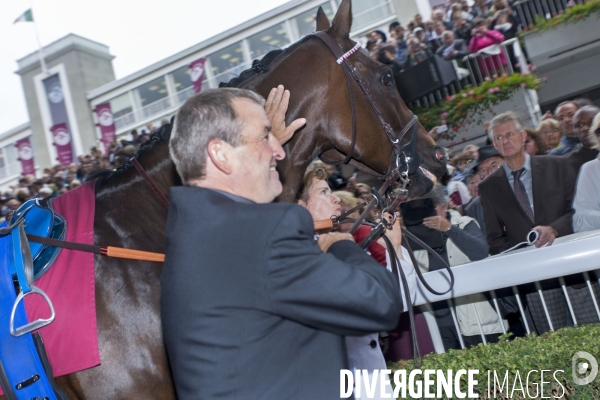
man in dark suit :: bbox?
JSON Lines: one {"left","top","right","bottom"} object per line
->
{"left": 161, "top": 88, "right": 403, "bottom": 399}
{"left": 435, "top": 31, "right": 469, "bottom": 60}
{"left": 479, "top": 111, "right": 588, "bottom": 334}
{"left": 567, "top": 105, "right": 600, "bottom": 175}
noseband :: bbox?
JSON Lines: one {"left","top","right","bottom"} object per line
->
{"left": 312, "top": 31, "right": 421, "bottom": 199}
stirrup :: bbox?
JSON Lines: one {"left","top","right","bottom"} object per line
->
{"left": 10, "top": 286, "right": 56, "bottom": 337}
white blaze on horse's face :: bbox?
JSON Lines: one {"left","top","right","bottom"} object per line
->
{"left": 230, "top": 98, "right": 285, "bottom": 203}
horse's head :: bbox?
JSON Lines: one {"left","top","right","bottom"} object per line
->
{"left": 238, "top": 0, "right": 447, "bottom": 201}
{"left": 314, "top": 0, "right": 446, "bottom": 195}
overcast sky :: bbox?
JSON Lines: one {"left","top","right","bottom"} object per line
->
{"left": 0, "top": 0, "right": 290, "bottom": 134}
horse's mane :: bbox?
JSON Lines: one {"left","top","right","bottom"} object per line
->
{"left": 90, "top": 122, "right": 172, "bottom": 189}
{"left": 219, "top": 36, "right": 311, "bottom": 88}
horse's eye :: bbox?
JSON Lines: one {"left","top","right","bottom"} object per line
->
{"left": 381, "top": 72, "right": 394, "bottom": 87}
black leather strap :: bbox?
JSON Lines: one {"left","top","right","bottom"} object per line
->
{"left": 131, "top": 158, "right": 169, "bottom": 209}
{"left": 313, "top": 32, "right": 419, "bottom": 167}
{"left": 313, "top": 32, "right": 357, "bottom": 164}
{"left": 401, "top": 228, "right": 455, "bottom": 296}
{"left": 381, "top": 235, "right": 422, "bottom": 368}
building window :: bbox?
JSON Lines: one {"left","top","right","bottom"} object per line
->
{"left": 138, "top": 76, "right": 168, "bottom": 107}
{"left": 0, "top": 149, "right": 6, "bottom": 180}
{"left": 247, "top": 24, "right": 291, "bottom": 60}
{"left": 0, "top": 144, "right": 22, "bottom": 180}
{"left": 208, "top": 42, "right": 247, "bottom": 86}
{"left": 137, "top": 76, "right": 171, "bottom": 118}
{"left": 294, "top": 3, "right": 336, "bottom": 38}
{"left": 336, "top": 0, "right": 393, "bottom": 31}
{"left": 171, "top": 65, "right": 195, "bottom": 103}
{"left": 109, "top": 93, "right": 135, "bottom": 129}
{"left": 172, "top": 66, "right": 193, "bottom": 92}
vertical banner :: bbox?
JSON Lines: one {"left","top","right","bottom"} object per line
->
{"left": 94, "top": 103, "right": 116, "bottom": 155}
{"left": 15, "top": 138, "right": 36, "bottom": 176}
{"left": 43, "top": 74, "right": 75, "bottom": 163}
{"left": 50, "top": 123, "right": 73, "bottom": 166}
{"left": 189, "top": 58, "right": 206, "bottom": 94}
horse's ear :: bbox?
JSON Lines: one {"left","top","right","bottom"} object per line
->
{"left": 316, "top": 6, "right": 331, "bottom": 31}
{"left": 330, "top": 0, "right": 353, "bottom": 38}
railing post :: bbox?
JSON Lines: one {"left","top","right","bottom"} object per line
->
{"left": 448, "top": 299, "right": 466, "bottom": 349}
{"left": 583, "top": 272, "right": 600, "bottom": 320}
{"left": 469, "top": 296, "right": 487, "bottom": 345}
{"left": 534, "top": 281, "right": 555, "bottom": 331}
{"left": 559, "top": 276, "right": 578, "bottom": 325}
{"left": 490, "top": 290, "right": 507, "bottom": 334}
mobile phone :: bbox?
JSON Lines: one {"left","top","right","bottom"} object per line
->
{"left": 437, "top": 125, "right": 448, "bottom": 133}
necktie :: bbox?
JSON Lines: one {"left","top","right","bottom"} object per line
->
{"left": 512, "top": 168, "right": 534, "bottom": 224}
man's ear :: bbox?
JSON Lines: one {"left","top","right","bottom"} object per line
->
{"left": 296, "top": 198, "right": 307, "bottom": 208}
{"left": 206, "top": 139, "right": 233, "bottom": 174}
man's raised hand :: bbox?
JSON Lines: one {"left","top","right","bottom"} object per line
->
{"left": 263, "top": 85, "right": 306, "bottom": 145}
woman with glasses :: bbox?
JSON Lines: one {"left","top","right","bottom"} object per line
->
{"left": 536, "top": 118, "right": 563, "bottom": 153}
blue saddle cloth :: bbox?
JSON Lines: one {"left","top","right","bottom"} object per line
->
{"left": 0, "top": 222, "right": 60, "bottom": 400}
{"left": 8, "top": 198, "right": 66, "bottom": 283}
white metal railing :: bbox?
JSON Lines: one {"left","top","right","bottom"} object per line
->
{"left": 514, "top": 0, "right": 588, "bottom": 28}
{"left": 405, "top": 38, "right": 530, "bottom": 109}
{"left": 413, "top": 230, "right": 600, "bottom": 353}
{"left": 0, "top": 161, "right": 23, "bottom": 181}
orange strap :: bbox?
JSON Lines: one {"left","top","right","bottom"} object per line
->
{"left": 314, "top": 219, "right": 334, "bottom": 231}
{"left": 102, "top": 246, "right": 165, "bottom": 262}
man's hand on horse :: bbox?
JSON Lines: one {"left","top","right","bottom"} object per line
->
{"left": 263, "top": 85, "right": 306, "bottom": 145}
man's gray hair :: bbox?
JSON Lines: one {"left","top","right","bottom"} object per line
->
{"left": 169, "top": 88, "right": 263, "bottom": 184}
{"left": 442, "top": 30, "right": 454, "bottom": 39}
{"left": 487, "top": 111, "right": 524, "bottom": 141}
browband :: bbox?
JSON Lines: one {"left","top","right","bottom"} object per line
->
{"left": 336, "top": 42, "right": 361, "bottom": 64}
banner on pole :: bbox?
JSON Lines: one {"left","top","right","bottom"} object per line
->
{"left": 15, "top": 138, "right": 36, "bottom": 176}
{"left": 94, "top": 103, "right": 116, "bottom": 155}
{"left": 189, "top": 58, "right": 207, "bottom": 94}
{"left": 50, "top": 123, "right": 74, "bottom": 166}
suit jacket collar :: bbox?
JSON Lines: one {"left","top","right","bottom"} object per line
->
{"left": 486, "top": 166, "right": 532, "bottom": 224}
{"left": 530, "top": 155, "right": 543, "bottom": 219}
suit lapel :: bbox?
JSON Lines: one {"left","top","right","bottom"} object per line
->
{"left": 531, "top": 156, "right": 542, "bottom": 225}
{"left": 492, "top": 167, "right": 531, "bottom": 223}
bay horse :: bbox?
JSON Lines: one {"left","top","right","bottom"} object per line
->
{"left": 9, "top": 1, "right": 446, "bottom": 398}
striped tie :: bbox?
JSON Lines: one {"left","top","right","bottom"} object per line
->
{"left": 512, "top": 168, "right": 534, "bottom": 224}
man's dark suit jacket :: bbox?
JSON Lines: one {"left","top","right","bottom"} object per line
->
{"left": 479, "top": 155, "right": 576, "bottom": 255}
{"left": 567, "top": 145, "right": 598, "bottom": 177}
{"left": 161, "top": 187, "right": 402, "bottom": 400}
{"left": 435, "top": 39, "right": 469, "bottom": 60}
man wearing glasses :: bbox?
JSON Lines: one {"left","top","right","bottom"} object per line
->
{"left": 464, "top": 145, "right": 504, "bottom": 236}
{"left": 567, "top": 105, "right": 600, "bottom": 175}
{"left": 479, "top": 111, "right": 579, "bottom": 334}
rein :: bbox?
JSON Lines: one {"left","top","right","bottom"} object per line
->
{"left": 313, "top": 31, "right": 455, "bottom": 367}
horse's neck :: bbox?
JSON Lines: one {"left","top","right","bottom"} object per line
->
{"left": 94, "top": 152, "right": 178, "bottom": 252}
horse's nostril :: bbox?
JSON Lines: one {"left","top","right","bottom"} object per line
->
{"left": 435, "top": 151, "right": 445, "bottom": 161}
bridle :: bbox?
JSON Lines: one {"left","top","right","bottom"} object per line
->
{"left": 313, "top": 32, "right": 454, "bottom": 367}
{"left": 312, "top": 32, "right": 421, "bottom": 206}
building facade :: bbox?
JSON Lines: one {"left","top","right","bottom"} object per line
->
{"left": 3, "top": 0, "right": 425, "bottom": 190}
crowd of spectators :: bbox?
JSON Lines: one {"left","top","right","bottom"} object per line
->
{"left": 295, "top": 96, "right": 600, "bottom": 354}
{"left": 366, "top": 0, "right": 524, "bottom": 76}
{"left": 0, "top": 120, "right": 169, "bottom": 222}
{"left": 434, "top": 100, "right": 600, "bottom": 342}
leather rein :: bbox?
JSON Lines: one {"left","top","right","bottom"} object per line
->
{"left": 313, "top": 32, "right": 455, "bottom": 367}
